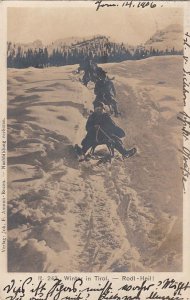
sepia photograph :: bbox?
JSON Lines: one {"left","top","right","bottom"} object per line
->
{"left": 6, "top": 5, "right": 184, "bottom": 273}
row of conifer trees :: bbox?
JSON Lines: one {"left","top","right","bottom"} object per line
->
{"left": 7, "top": 40, "right": 182, "bottom": 68}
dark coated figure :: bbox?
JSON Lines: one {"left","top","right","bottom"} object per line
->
{"left": 93, "top": 68, "right": 120, "bottom": 117}
{"left": 78, "top": 57, "right": 98, "bottom": 86}
{"left": 75, "top": 102, "right": 136, "bottom": 160}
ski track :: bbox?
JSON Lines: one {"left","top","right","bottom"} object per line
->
{"left": 7, "top": 57, "right": 183, "bottom": 272}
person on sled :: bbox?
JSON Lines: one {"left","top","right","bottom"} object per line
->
{"left": 78, "top": 57, "right": 98, "bottom": 86}
{"left": 93, "top": 68, "right": 120, "bottom": 117}
{"left": 75, "top": 102, "right": 136, "bottom": 160}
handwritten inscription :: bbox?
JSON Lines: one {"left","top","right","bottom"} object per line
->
{"left": 177, "top": 111, "right": 190, "bottom": 191}
{"left": 3, "top": 277, "right": 190, "bottom": 300}
{"left": 178, "top": 32, "right": 190, "bottom": 192}
{"left": 3, "top": 277, "right": 33, "bottom": 300}
{"left": 95, "top": 0, "right": 157, "bottom": 11}
{"left": 183, "top": 32, "right": 190, "bottom": 107}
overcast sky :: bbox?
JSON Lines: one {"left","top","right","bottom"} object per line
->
{"left": 8, "top": 7, "right": 183, "bottom": 45}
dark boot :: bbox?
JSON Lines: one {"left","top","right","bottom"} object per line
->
{"left": 114, "top": 140, "right": 128, "bottom": 156}
{"left": 122, "top": 147, "right": 137, "bottom": 158}
{"left": 112, "top": 137, "right": 135, "bottom": 157}
{"left": 114, "top": 141, "right": 136, "bottom": 158}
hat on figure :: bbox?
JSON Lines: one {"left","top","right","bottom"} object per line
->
{"left": 96, "top": 67, "right": 107, "bottom": 78}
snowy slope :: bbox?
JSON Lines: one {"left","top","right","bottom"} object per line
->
{"left": 7, "top": 56, "right": 183, "bottom": 272}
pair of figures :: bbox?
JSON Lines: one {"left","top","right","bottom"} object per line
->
{"left": 78, "top": 58, "right": 120, "bottom": 117}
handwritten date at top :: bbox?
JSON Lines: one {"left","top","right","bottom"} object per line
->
{"left": 122, "top": 1, "right": 156, "bottom": 8}
{"left": 95, "top": 0, "right": 157, "bottom": 11}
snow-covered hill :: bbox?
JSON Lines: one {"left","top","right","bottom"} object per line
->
{"left": 144, "top": 24, "right": 183, "bottom": 51}
{"left": 7, "top": 56, "right": 183, "bottom": 272}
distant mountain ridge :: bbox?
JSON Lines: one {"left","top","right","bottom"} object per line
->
{"left": 144, "top": 24, "right": 183, "bottom": 51}
{"left": 10, "top": 24, "right": 183, "bottom": 53}
{"left": 13, "top": 35, "right": 114, "bottom": 51}
{"left": 7, "top": 24, "right": 183, "bottom": 68}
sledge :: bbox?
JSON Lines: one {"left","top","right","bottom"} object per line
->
{"left": 74, "top": 144, "right": 137, "bottom": 164}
